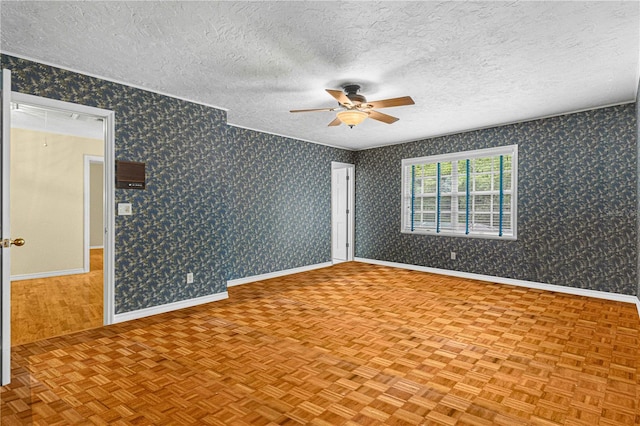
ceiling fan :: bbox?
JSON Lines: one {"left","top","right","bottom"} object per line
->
{"left": 290, "top": 84, "right": 415, "bottom": 128}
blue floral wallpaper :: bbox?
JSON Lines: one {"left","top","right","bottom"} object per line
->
{"left": 223, "top": 127, "right": 353, "bottom": 280}
{"left": 355, "top": 106, "right": 638, "bottom": 295}
{"left": 1, "top": 54, "right": 352, "bottom": 313}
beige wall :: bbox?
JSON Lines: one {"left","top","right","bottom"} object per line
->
{"left": 90, "top": 162, "right": 104, "bottom": 248}
{"left": 11, "top": 129, "right": 103, "bottom": 276}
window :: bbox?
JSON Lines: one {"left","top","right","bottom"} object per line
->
{"left": 401, "top": 145, "right": 517, "bottom": 239}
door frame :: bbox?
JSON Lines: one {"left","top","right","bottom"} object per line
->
{"left": 11, "top": 92, "right": 116, "bottom": 327}
{"left": 331, "top": 161, "right": 354, "bottom": 263}
{"left": 1, "top": 70, "right": 11, "bottom": 385}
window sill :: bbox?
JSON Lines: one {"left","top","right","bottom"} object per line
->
{"left": 401, "top": 229, "right": 517, "bottom": 241}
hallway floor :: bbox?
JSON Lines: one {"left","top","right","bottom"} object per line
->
{"left": 10, "top": 249, "right": 103, "bottom": 345}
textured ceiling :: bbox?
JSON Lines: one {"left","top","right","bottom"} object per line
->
{"left": 1, "top": 1, "right": 639, "bottom": 150}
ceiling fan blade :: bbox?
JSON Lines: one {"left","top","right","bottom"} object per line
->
{"left": 368, "top": 110, "right": 399, "bottom": 124}
{"left": 290, "top": 107, "right": 338, "bottom": 113}
{"left": 326, "top": 89, "right": 353, "bottom": 106}
{"left": 365, "top": 96, "right": 415, "bottom": 109}
{"left": 328, "top": 117, "right": 342, "bottom": 126}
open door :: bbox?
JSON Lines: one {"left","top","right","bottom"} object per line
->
{"left": 1, "top": 69, "right": 12, "bottom": 385}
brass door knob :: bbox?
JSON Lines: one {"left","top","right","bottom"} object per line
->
{"left": 11, "top": 238, "right": 25, "bottom": 247}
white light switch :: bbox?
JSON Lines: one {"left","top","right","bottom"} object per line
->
{"left": 118, "top": 203, "right": 132, "bottom": 216}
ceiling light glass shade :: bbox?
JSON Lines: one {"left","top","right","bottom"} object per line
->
{"left": 337, "top": 110, "right": 368, "bottom": 127}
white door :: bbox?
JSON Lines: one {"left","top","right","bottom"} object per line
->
{"left": 1, "top": 69, "right": 13, "bottom": 385}
{"left": 332, "top": 168, "right": 349, "bottom": 261}
{"left": 332, "top": 163, "right": 354, "bottom": 263}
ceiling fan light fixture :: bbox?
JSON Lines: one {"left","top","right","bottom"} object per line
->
{"left": 337, "top": 109, "right": 368, "bottom": 128}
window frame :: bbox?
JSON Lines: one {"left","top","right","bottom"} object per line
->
{"left": 401, "top": 145, "right": 518, "bottom": 240}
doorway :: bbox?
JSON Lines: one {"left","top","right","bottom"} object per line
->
{"left": 9, "top": 95, "right": 114, "bottom": 345}
{"left": 331, "top": 162, "right": 354, "bottom": 263}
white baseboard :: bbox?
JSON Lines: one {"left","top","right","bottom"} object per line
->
{"left": 355, "top": 258, "right": 640, "bottom": 315}
{"left": 227, "top": 262, "right": 333, "bottom": 287}
{"left": 90, "top": 246, "right": 104, "bottom": 250}
{"left": 11, "top": 268, "right": 87, "bottom": 281}
{"left": 113, "top": 291, "right": 228, "bottom": 324}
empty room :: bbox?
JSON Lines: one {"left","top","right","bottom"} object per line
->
{"left": 1, "top": 2, "right": 639, "bottom": 425}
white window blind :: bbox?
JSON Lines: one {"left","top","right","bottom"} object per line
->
{"left": 401, "top": 145, "right": 517, "bottom": 239}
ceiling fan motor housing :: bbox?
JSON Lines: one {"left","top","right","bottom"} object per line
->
{"left": 344, "top": 84, "right": 367, "bottom": 104}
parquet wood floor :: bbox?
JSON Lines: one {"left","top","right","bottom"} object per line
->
{"left": 1, "top": 262, "right": 638, "bottom": 425}
{"left": 10, "top": 249, "right": 103, "bottom": 345}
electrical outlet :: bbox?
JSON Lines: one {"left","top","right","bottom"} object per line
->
{"left": 450, "top": 252, "right": 456, "bottom": 260}
{"left": 186, "top": 272, "right": 194, "bottom": 284}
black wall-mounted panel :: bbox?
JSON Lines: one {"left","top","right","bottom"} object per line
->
{"left": 116, "top": 160, "right": 145, "bottom": 189}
